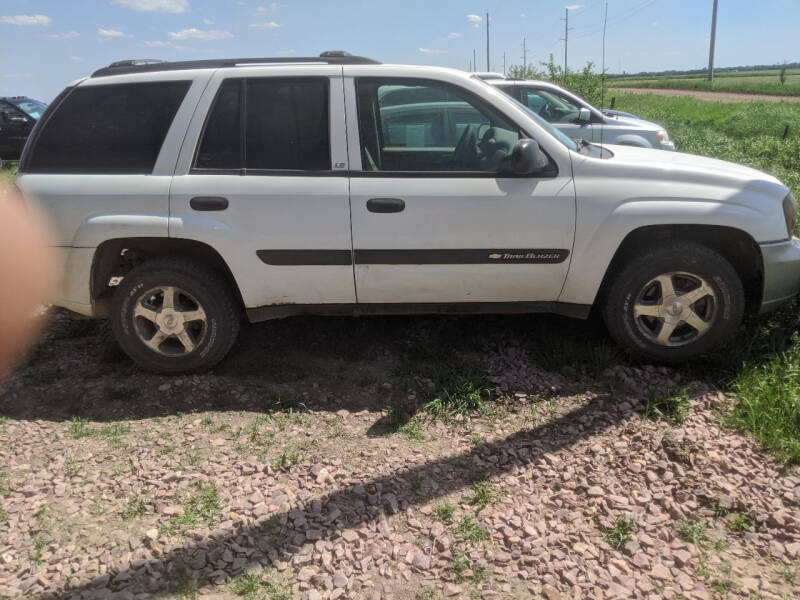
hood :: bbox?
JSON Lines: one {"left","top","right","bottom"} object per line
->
{"left": 603, "top": 113, "right": 664, "bottom": 132}
{"left": 603, "top": 143, "right": 785, "bottom": 192}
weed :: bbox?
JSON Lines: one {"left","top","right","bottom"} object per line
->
{"left": 163, "top": 482, "right": 221, "bottom": 534}
{"left": 725, "top": 512, "right": 750, "bottom": 532}
{"left": 711, "top": 578, "right": 731, "bottom": 594}
{"left": 449, "top": 550, "right": 469, "bottom": 579}
{"left": 0, "top": 504, "right": 6, "bottom": 523}
{"left": 233, "top": 568, "right": 291, "bottom": 600}
{"left": 416, "top": 589, "right": 439, "bottom": 600}
{"left": 468, "top": 482, "right": 503, "bottom": 511}
{"left": 455, "top": 514, "right": 488, "bottom": 543}
{"left": 122, "top": 492, "right": 150, "bottom": 520}
{"left": 30, "top": 534, "right": 45, "bottom": 565}
{"left": 398, "top": 418, "right": 426, "bottom": 441}
{"left": 68, "top": 416, "right": 91, "bottom": 439}
{"left": 435, "top": 501, "right": 455, "bottom": 523}
{"left": 424, "top": 381, "right": 491, "bottom": 420}
{"left": 604, "top": 514, "right": 636, "bottom": 550}
{"left": 644, "top": 388, "right": 691, "bottom": 423}
{"left": 677, "top": 520, "right": 709, "bottom": 547}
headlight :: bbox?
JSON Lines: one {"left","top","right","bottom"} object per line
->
{"left": 655, "top": 130, "right": 669, "bottom": 143}
{"left": 783, "top": 193, "right": 797, "bottom": 236}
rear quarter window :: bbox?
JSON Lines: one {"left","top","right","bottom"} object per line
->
{"left": 25, "top": 81, "right": 190, "bottom": 174}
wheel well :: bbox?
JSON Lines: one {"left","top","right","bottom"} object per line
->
{"left": 598, "top": 225, "right": 763, "bottom": 313}
{"left": 91, "top": 238, "right": 243, "bottom": 317}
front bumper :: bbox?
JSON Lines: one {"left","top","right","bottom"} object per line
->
{"left": 759, "top": 237, "right": 800, "bottom": 314}
{"left": 660, "top": 141, "right": 676, "bottom": 151}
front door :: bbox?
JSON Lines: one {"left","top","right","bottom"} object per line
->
{"left": 516, "top": 86, "right": 595, "bottom": 142}
{"left": 345, "top": 76, "right": 576, "bottom": 304}
{"left": 169, "top": 67, "right": 356, "bottom": 309}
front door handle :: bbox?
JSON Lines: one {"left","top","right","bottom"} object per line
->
{"left": 190, "top": 196, "right": 229, "bottom": 211}
{"left": 366, "top": 197, "right": 405, "bottom": 213}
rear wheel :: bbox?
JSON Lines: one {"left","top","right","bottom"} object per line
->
{"left": 602, "top": 243, "right": 745, "bottom": 363}
{"left": 111, "top": 259, "right": 240, "bottom": 373}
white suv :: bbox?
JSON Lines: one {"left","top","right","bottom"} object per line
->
{"left": 487, "top": 78, "right": 676, "bottom": 150}
{"left": 16, "top": 52, "right": 800, "bottom": 373}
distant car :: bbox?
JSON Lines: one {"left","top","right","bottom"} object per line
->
{"left": 472, "top": 72, "right": 507, "bottom": 81}
{"left": 487, "top": 79, "right": 675, "bottom": 150}
{"left": 0, "top": 96, "right": 47, "bottom": 161}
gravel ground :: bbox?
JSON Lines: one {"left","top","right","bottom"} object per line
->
{"left": 610, "top": 87, "right": 800, "bottom": 103}
{"left": 0, "top": 310, "right": 798, "bottom": 600}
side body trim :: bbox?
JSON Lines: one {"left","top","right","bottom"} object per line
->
{"left": 256, "top": 248, "right": 570, "bottom": 265}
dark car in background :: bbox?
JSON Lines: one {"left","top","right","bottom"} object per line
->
{"left": 0, "top": 96, "right": 47, "bottom": 162}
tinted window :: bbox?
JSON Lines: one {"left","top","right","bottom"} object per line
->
{"left": 196, "top": 79, "right": 241, "bottom": 169}
{"left": 27, "top": 81, "right": 189, "bottom": 173}
{"left": 357, "top": 79, "right": 520, "bottom": 173}
{"left": 521, "top": 88, "right": 581, "bottom": 124}
{"left": 194, "top": 77, "right": 330, "bottom": 171}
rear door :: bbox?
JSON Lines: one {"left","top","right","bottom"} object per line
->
{"left": 170, "top": 66, "right": 356, "bottom": 310}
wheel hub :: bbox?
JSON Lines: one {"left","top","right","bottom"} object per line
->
{"left": 156, "top": 310, "right": 185, "bottom": 334}
{"left": 632, "top": 271, "right": 718, "bottom": 347}
{"left": 132, "top": 286, "right": 208, "bottom": 356}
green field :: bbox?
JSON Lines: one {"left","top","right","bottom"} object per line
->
{"left": 610, "top": 92, "right": 800, "bottom": 464}
{"left": 612, "top": 69, "right": 800, "bottom": 96}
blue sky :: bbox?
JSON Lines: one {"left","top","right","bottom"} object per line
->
{"left": 1, "top": 0, "right": 798, "bottom": 101}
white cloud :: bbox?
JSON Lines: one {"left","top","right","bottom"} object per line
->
{"left": 42, "top": 30, "right": 80, "bottom": 39}
{"left": 202, "top": 18, "right": 214, "bottom": 25}
{"left": 520, "top": 13, "right": 527, "bottom": 18}
{"left": 98, "top": 28, "right": 130, "bottom": 38}
{"left": 466, "top": 14, "right": 482, "bottom": 23}
{"left": 0, "top": 14, "right": 52, "bottom": 26}
{"left": 144, "top": 40, "right": 194, "bottom": 51}
{"left": 169, "top": 28, "right": 232, "bottom": 40}
{"left": 112, "top": 0, "right": 189, "bottom": 13}
{"left": 418, "top": 47, "right": 447, "bottom": 55}
{"left": 256, "top": 3, "right": 283, "bottom": 13}
{"left": 444, "top": 32, "right": 461, "bottom": 39}
{"left": 565, "top": 4, "right": 582, "bottom": 10}
{"left": 250, "top": 21, "right": 281, "bottom": 29}
{"left": 70, "top": 56, "right": 82, "bottom": 62}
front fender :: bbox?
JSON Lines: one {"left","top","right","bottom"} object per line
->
{"left": 558, "top": 199, "right": 766, "bottom": 305}
{"left": 608, "top": 133, "right": 653, "bottom": 148}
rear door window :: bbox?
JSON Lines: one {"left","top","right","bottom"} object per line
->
{"left": 194, "top": 77, "right": 331, "bottom": 172}
{"left": 26, "top": 81, "right": 190, "bottom": 173}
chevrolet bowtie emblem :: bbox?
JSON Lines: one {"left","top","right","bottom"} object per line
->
{"left": 488, "top": 253, "right": 503, "bottom": 259}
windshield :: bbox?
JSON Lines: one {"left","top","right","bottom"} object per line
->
{"left": 9, "top": 98, "right": 47, "bottom": 119}
{"left": 507, "top": 96, "right": 578, "bottom": 151}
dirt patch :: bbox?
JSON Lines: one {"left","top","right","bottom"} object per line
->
{"left": 0, "top": 310, "right": 798, "bottom": 599}
{"left": 611, "top": 87, "right": 800, "bottom": 104}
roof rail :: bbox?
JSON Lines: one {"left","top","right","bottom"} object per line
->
{"left": 91, "top": 51, "right": 380, "bottom": 77}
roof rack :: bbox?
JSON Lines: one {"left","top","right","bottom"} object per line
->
{"left": 91, "top": 51, "right": 380, "bottom": 78}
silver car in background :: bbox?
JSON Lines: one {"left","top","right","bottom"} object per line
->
{"left": 485, "top": 77, "right": 676, "bottom": 150}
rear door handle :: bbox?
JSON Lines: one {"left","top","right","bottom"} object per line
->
{"left": 190, "top": 196, "right": 229, "bottom": 211}
{"left": 366, "top": 197, "right": 405, "bottom": 213}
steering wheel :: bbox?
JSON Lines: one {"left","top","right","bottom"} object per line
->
{"left": 452, "top": 124, "right": 476, "bottom": 166}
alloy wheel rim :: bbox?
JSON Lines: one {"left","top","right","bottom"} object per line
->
{"left": 132, "top": 286, "right": 207, "bottom": 356}
{"left": 632, "top": 271, "right": 718, "bottom": 347}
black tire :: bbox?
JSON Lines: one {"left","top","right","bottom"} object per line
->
{"left": 602, "top": 242, "right": 745, "bottom": 363}
{"left": 110, "top": 258, "right": 241, "bottom": 373}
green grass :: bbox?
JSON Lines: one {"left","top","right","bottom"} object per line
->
{"left": 677, "top": 519, "right": 710, "bottom": 547}
{"left": 435, "top": 501, "right": 456, "bottom": 523}
{"left": 467, "top": 482, "right": 503, "bottom": 511}
{"left": 162, "top": 482, "right": 221, "bottom": 535}
{"left": 232, "top": 569, "right": 291, "bottom": 600}
{"left": 724, "top": 343, "right": 800, "bottom": 465}
{"left": 423, "top": 381, "right": 491, "bottom": 420}
{"left": 455, "top": 514, "right": 488, "bottom": 543}
{"left": 612, "top": 70, "right": 800, "bottom": 96}
{"left": 0, "top": 164, "right": 16, "bottom": 187}
{"left": 602, "top": 514, "right": 636, "bottom": 550}
{"left": 644, "top": 388, "right": 691, "bottom": 424}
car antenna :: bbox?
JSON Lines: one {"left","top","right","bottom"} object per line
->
{"left": 599, "top": 1, "right": 609, "bottom": 153}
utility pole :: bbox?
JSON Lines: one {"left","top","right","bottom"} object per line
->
{"left": 707, "top": 0, "right": 719, "bottom": 81}
{"left": 522, "top": 37, "right": 527, "bottom": 70}
{"left": 473, "top": 48, "right": 476, "bottom": 72}
{"left": 503, "top": 51, "right": 506, "bottom": 75}
{"left": 486, "top": 12, "right": 490, "bottom": 71}
{"left": 560, "top": 8, "right": 573, "bottom": 74}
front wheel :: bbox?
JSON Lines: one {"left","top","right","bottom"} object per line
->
{"left": 602, "top": 243, "right": 745, "bottom": 363}
{"left": 110, "top": 259, "right": 241, "bottom": 373}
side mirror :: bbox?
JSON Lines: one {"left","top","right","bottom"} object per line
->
{"left": 503, "top": 138, "right": 550, "bottom": 176}
{"left": 578, "top": 107, "right": 592, "bottom": 123}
